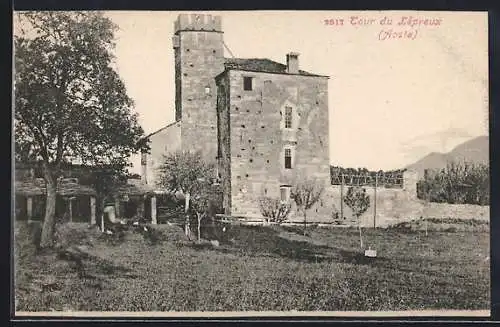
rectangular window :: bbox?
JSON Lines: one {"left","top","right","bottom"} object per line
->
{"left": 284, "top": 148, "right": 292, "bottom": 169}
{"left": 285, "top": 106, "right": 293, "bottom": 128}
{"left": 280, "top": 188, "right": 287, "bottom": 202}
{"left": 280, "top": 186, "right": 291, "bottom": 202}
{"left": 243, "top": 76, "right": 253, "bottom": 91}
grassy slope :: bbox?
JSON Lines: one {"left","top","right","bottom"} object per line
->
{"left": 15, "top": 222, "right": 490, "bottom": 312}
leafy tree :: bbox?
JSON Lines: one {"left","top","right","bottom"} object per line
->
{"left": 416, "top": 161, "right": 489, "bottom": 205}
{"left": 14, "top": 12, "right": 145, "bottom": 248}
{"left": 157, "top": 150, "right": 216, "bottom": 240}
{"left": 190, "top": 186, "right": 221, "bottom": 241}
{"left": 291, "top": 178, "right": 325, "bottom": 236}
{"left": 78, "top": 164, "right": 129, "bottom": 229}
{"left": 343, "top": 186, "right": 370, "bottom": 248}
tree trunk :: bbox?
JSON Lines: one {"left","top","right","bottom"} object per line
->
{"left": 197, "top": 212, "right": 202, "bottom": 242}
{"left": 357, "top": 215, "right": 364, "bottom": 249}
{"left": 184, "top": 192, "right": 190, "bottom": 237}
{"left": 39, "top": 166, "right": 57, "bottom": 249}
{"left": 303, "top": 209, "right": 307, "bottom": 236}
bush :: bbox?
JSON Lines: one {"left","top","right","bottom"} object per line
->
{"left": 15, "top": 221, "right": 41, "bottom": 259}
{"left": 417, "top": 161, "right": 489, "bottom": 205}
{"left": 258, "top": 197, "right": 291, "bottom": 223}
{"left": 140, "top": 225, "right": 166, "bottom": 245}
{"left": 53, "top": 222, "right": 98, "bottom": 250}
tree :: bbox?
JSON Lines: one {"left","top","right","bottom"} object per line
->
{"left": 291, "top": 178, "right": 325, "bottom": 236}
{"left": 190, "top": 186, "right": 221, "bottom": 241}
{"left": 258, "top": 197, "right": 291, "bottom": 223}
{"left": 14, "top": 12, "right": 145, "bottom": 248}
{"left": 343, "top": 186, "right": 370, "bottom": 249}
{"left": 157, "top": 150, "right": 216, "bottom": 240}
{"left": 416, "top": 161, "right": 489, "bottom": 205}
{"left": 79, "top": 164, "right": 129, "bottom": 230}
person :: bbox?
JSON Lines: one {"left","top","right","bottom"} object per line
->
{"left": 102, "top": 196, "right": 118, "bottom": 230}
{"left": 103, "top": 204, "right": 116, "bottom": 223}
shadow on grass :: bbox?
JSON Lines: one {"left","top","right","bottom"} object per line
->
{"left": 55, "top": 246, "right": 139, "bottom": 281}
{"left": 184, "top": 225, "right": 355, "bottom": 264}
{"left": 183, "top": 225, "right": 476, "bottom": 280}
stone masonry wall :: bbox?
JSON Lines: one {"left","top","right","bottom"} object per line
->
{"left": 174, "top": 14, "right": 225, "bottom": 163}
{"left": 224, "top": 70, "right": 330, "bottom": 217}
{"left": 143, "top": 122, "right": 182, "bottom": 188}
{"left": 216, "top": 74, "right": 232, "bottom": 213}
{"left": 287, "top": 182, "right": 490, "bottom": 227}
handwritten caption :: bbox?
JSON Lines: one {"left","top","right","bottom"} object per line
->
{"left": 324, "top": 16, "right": 443, "bottom": 41}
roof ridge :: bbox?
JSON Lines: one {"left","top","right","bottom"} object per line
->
{"left": 143, "top": 120, "right": 181, "bottom": 139}
{"left": 223, "top": 57, "right": 327, "bottom": 77}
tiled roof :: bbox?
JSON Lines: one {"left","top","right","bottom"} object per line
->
{"left": 223, "top": 58, "right": 326, "bottom": 77}
{"left": 15, "top": 178, "right": 97, "bottom": 196}
{"left": 15, "top": 178, "right": 154, "bottom": 197}
{"left": 116, "top": 179, "right": 156, "bottom": 196}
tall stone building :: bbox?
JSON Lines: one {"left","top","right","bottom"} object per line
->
{"left": 140, "top": 14, "right": 224, "bottom": 185}
{"left": 216, "top": 56, "right": 330, "bottom": 217}
{"left": 141, "top": 13, "right": 330, "bottom": 218}
{"left": 173, "top": 14, "right": 224, "bottom": 160}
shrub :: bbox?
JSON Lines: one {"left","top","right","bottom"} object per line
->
{"left": 53, "top": 222, "right": 96, "bottom": 250}
{"left": 417, "top": 161, "right": 489, "bottom": 205}
{"left": 258, "top": 197, "right": 291, "bottom": 223}
{"left": 140, "top": 225, "right": 165, "bottom": 245}
{"left": 15, "top": 221, "right": 41, "bottom": 259}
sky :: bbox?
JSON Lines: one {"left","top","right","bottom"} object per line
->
{"left": 104, "top": 11, "right": 488, "bottom": 172}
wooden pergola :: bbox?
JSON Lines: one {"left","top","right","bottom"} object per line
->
{"left": 15, "top": 178, "right": 98, "bottom": 224}
{"left": 115, "top": 179, "right": 158, "bottom": 224}
{"left": 15, "top": 177, "right": 160, "bottom": 225}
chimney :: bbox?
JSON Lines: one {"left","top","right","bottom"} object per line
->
{"left": 286, "top": 52, "right": 300, "bottom": 74}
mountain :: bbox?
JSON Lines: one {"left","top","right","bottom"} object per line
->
{"left": 406, "top": 135, "right": 489, "bottom": 177}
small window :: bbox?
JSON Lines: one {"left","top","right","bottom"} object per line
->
{"left": 285, "top": 106, "right": 293, "bottom": 129}
{"left": 280, "top": 186, "right": 291, "bottom": 203}
{"left": 243, "top": 77, "right": 253, "bottom": 91}
{"left": 205, "top": 86, "right": 211, "bottom": 94}
{"left": 284, "top": 148, "right": 292, "bottom": 169}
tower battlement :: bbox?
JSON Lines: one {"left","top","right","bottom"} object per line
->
{"left": 174, "top": 14, "right": 222, "bottom": 34}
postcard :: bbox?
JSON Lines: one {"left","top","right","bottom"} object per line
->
{"left": 13, "top": 10, "right": 489, "bottom": 317}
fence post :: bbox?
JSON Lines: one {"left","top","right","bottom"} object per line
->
{"left": 340, "top": 174, "right": 344, "bottom": 220}
{"left": 374, "top": 174, "right": 378, "bottom": 228}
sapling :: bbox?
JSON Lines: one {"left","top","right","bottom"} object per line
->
{"left": 343, "top": 186, "right": 370, "bottom": 249}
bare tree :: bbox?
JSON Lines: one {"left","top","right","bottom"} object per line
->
{"left": 291, "top": 178, "right": 325, "bottom": 236}
{"left": 343, "top": 186, "right": 370, "bottom": 248}
{"left": 258, "top": 197, "right": 291, "bottom": 223}
{"left": 157, "top": 150, "right": 215, "bottom": 240}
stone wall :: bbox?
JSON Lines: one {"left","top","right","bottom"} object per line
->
{"left": 220, "top": 69, "right": 330, "bottom": 217}
{"left": 216, "top": 74, "right": 232, "bottom": 214}
{"left": 287, "top": 183, "right": 490, "bottom": 227}
{"left": 142, "top": 122, "right": 182, "bottom": 187}
{"left": 174, "top": 14, "right": 224, "bottom": 163}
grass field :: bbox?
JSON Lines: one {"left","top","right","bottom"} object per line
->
{"left": 14, "top": 220, "right": 490, "bottom": 312}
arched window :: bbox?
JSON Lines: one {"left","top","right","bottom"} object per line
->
{"left": 285, "top": 106, "right": 293, "bottom": 129}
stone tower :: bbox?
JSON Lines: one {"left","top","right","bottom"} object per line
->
{"left": 173, "top": 13, "right": 225, "bottom": 162}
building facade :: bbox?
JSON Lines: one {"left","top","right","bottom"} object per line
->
{"left": 141, "top": 13, "right": 330, "bottom": 218}
{"left": 215, "top": 58, "right": 330, "bottom": 217}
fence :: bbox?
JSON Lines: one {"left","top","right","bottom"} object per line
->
{"left": 333, "top": 173, "right": 404, "bottom": 228}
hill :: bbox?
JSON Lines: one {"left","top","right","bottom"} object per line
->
{"left": 406, "top": 135, "right": 489, "bottom": 177}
